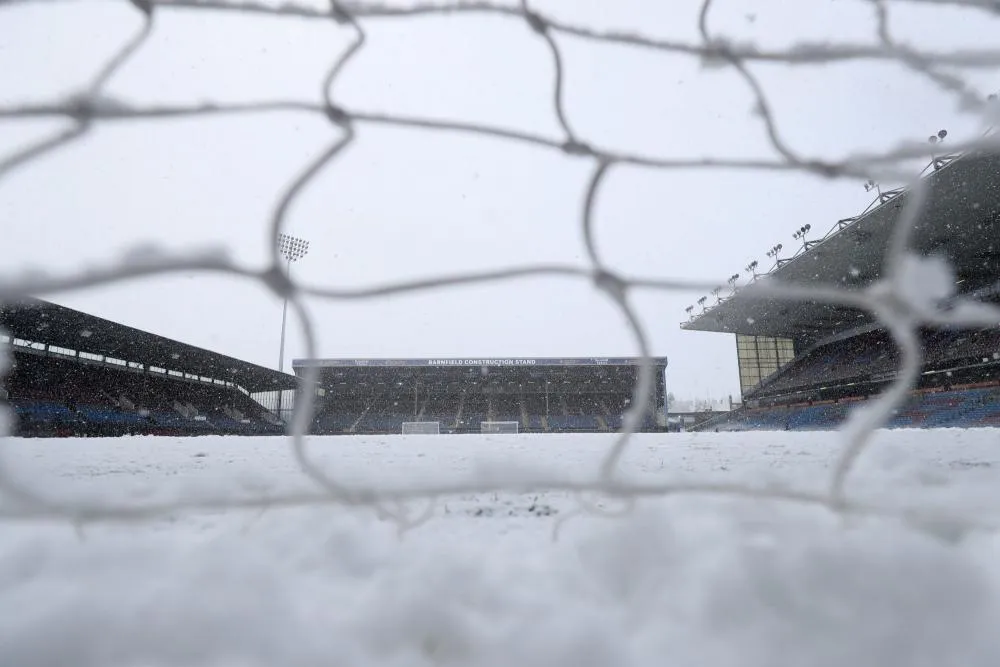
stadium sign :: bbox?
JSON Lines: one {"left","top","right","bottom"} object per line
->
{"left": 293, "top": 357, "right": 668, "bottom": 368}
{"left": 428, "top": 359, "right": 537, "bottom": 366}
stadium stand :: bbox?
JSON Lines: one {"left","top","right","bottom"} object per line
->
{"left": 682, "top": 146, "right": 1000, "bottom": 431}
{"left": 1, "top": 299, "right": 295, "bottom": 437}
{"left": 711, "top": 384, "right": 1000, "bottom": 432}
{"left": 297, "top": 357, "right": 669, "bottom": 435}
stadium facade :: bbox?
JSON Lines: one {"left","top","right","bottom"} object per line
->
{"left": 294, "top": 357, "right": 669, "bottom": 435}
{"left": 682, "top": 144, "right": 1000, "bottom": 430}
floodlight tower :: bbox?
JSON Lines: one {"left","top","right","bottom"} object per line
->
{"left": 792, "top": 224, "right": 811, "bottom": 249}
{"left": 928, "top": 128, "right": 948, "bottom": 170}
{"left": 765, "top": 243, "right": 783, "bottom": 269}
{"left": 276, "top": 233, "right": 310, "bottom": 374}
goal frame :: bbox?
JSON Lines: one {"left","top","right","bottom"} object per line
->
{"left": 401, "top": 421, "right": 440, "bottom": 435}
{"left": 480, "top": 420, "right": 519, "bottom": 434}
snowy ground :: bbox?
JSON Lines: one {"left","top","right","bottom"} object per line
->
{"left": 2, "top": 430, "right": 1000, "bottom": 667}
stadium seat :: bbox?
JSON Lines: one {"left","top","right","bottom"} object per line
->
{"left": 716, "top": 386, "right": 1000, "bottom": 432}
{"left": 5, "top": 351, "right": 284, "bottom": 437}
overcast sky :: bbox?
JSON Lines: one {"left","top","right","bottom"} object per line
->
{"left": 2, "top": 0, "right": 998, "bottom": 400}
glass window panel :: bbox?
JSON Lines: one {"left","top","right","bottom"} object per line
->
{"left": 736, "top": 335, "right": 796, "bottom": 395}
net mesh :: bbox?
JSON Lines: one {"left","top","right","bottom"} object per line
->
{"left": 0, "top": 0, "right": 999, "bottom": 532}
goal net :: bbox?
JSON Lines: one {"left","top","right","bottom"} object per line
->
{"left": 2, "top": 2, "right": 1000, "bottom": 663}
{"left": 480, "top": 421, "right": 519, "bottom": 434}
{"left": 401, "top": 421, "right": 440, "bottom": 435}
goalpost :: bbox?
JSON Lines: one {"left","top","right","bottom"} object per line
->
{"left": 481, "top": 421, "right": 519, "bottom": 434}
{"left": 401, "top": 421, "right": 440, "bottom": 435}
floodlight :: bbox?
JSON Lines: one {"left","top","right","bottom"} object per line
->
{"left": 278, "top": 233, "right": 310, "bottom": 263}
{"left": 793, "top": 224, "right": 812, "bottom": 245}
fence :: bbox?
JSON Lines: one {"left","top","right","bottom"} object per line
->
{"left": 1, "top": 0, "right": 1000, "bottom": 532}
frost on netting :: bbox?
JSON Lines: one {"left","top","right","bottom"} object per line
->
{"left": 886, "top": 252, "right": 956, "bottom": 320}
{"left": 879, "top": 252, "right": 1000, "bottom": 327}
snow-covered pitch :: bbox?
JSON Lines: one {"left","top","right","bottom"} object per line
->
{"left": 2, "top": 431, "right": 1000, "bottom": 667}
